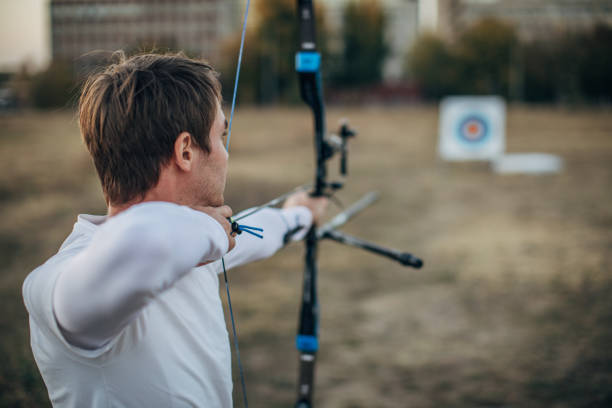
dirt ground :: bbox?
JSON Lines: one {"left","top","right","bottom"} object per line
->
{"left": 1, "top": 106, "right": 611, "bottom": 407}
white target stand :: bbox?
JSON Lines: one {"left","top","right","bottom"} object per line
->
{"left": 438, "top": 96, "right": 506, "bottom": 161}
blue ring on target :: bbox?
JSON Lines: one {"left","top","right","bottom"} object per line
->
{"left": 456, "top": 115, "right": 490, "bottom": 147}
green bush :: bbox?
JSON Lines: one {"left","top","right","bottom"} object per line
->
{"left": 219, "top": 0, "right": 329, "bottom": 105}
{"left": 335, "top": 0, "right": 388, "bottom": 86}
{"left": 219, "top": 0, "right": 392, "bottom": 103}
{"left": 408, "top": 18, "right": 517, "bottom": 100}
{"left": 30, "top": 61, "right": 77, "bottom": 109}
{"left": 408, "top": 33, "right": 461, "bottom": 99}
{"left": 456, "top": 18, "right": 517, "bottom": 96}
{"left": 407, "top": 19, "right": 612, "bottom": 103}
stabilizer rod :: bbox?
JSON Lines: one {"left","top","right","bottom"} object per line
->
{"left": 316, "top": 191, "right": 379, "bottom": 238}
{"left": 320, "top": 229, "right": 423, "bottom": 269}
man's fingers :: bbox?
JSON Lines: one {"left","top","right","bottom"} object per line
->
{"left": 212, "top": 206, "right": 234, "bottom": 253}
{"left": 219, "top": 205, "right": 233, "bottom": 219}
{"left": 190, "top": 205, "right": 235, "bottom": 254}
{"left": 227, "top": 235, "right": 236, "bottom": 252}
{"left": 282, "top": 191, "right": 329, "bottom": 224}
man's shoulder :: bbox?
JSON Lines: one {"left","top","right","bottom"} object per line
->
{"left": 28, "top": 221, "right": 93, "bottom": 279}
{"left": 23, "top": 225, "right": 91, "bottom": 318}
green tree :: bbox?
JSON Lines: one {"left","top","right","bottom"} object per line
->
{"left": 520, "top": 42, "right": 557, "bottom": 102}
{"left": 30, "top": 61, "right": 77, "bottom": 109}
{"left": 455, "top": 18, "right": 518, "bottom": 96}
{"left": 578, "top": 24, "right": 612, "bottom": 102}
{"left": 220, "top": 0, "right": 329, "bottom": 104}
{"left": 408, "top": 33, "right": 460, "bottom": 99}
{"left": 407, "top": 17, "right": 612, "bottom": 103}
{"left": 336, "top": 0, "right": 388, "bottom": 86}
{"left": 407, "top": 18, "right": 517, "bottom": 100}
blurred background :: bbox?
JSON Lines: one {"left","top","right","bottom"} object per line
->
{"left": 1, "top": 0, "right": 611, "bottom": 407}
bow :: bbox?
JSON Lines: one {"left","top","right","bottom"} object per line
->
{"left": 293, "top": 1, "right": 422, "bottom": 407}
{"left": 224, "top": 2, "right": 423, "bottom": 407}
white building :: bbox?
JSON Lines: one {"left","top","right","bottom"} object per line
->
{"left": 425, "top": 0, "right": 612, "bottom": 42}
{"left": 322, "top": 0, "right": 420, "bottom": 81}
{"left": 50, "top": 0, "right": 240, "bottom": 65}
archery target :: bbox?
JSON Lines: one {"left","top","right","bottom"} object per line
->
{"left": 438, "top": 96, "right": 505, "bottom": 161}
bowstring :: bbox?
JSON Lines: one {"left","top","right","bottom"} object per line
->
{"left": 222, "top": 258, "right": 249, "bottom": 408}
{"left": 226, "top": 0, "right": 251, "bottom": 152}
{"left": 222, "top": 1, "right": 251, "bottom": 407}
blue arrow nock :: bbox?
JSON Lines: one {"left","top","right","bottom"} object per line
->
{"left": 229, "top": 217, "right": 264, "bottom": 239}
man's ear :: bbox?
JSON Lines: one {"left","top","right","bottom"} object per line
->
{"left": 173, "top": 132, "right": 194, "bottom": 172}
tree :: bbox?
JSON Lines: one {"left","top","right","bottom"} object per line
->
{"left": 336, "top": 0, "right": 388, "bottom": 86}
{"left": 407, "top": 18, "right": 518, "bottom": 100}
{"left": 407, "top": 17, "right": 612, "bottom": 103}
{"left": 578, "top": 24, "right": 612, "bottom": 102}
{"left": 408, "top": 33, "right": 460, "bottom": 99}
{"left": 455, "top": 18, "right": 518, "bottom": 96}
{"left": 220, "top": 0, "right": 329, "bottom": 104}
{"left": 520, "top": 42, "right": 557, "bottom": 102}
{"left": 30, "top": 61, "right": 77, "bottom": 109}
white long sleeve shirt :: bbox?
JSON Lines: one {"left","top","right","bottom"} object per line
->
{"left": 22, "top": 201, "right": 312, "bottom": 408}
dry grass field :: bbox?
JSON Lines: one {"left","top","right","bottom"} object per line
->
{"left": 1, "top": 105, "right": 611, "bottom": 407}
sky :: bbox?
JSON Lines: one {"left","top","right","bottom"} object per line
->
{"left": 0, "top": 0, "right": 50, "bottom": 71}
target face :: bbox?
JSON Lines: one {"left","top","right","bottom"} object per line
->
{"left": 457, "top": 115, "right": 489, "bottom": 145}
{"left": 438, "top": 96, "right": 506, "bottom": 161}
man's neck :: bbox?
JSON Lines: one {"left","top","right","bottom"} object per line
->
{"left": 107, "top": 202, "right": 134, "bottom": 217}
{"left": 108, "top": 191, "right": 184, "bottom": 217}
{"left": 107, "top": 168, "right": 187, "bottom": 217}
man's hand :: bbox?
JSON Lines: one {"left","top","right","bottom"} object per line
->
{"left": 283, "top": 191, "right": 329, "bottom": 224}
{"left": 191, "top": 205, "right": 236, "bottom": 252}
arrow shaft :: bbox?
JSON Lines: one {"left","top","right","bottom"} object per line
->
{"left": 316, "top": 191, "right": 379, "bottom": 238}
{"left": 233, "top": 184, "right": 311, "bottom": 222}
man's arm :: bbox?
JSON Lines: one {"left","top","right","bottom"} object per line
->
{"left": 53, "top": 202, "right": 233, "bottom": 350}
{"left": 219, "top": 192, "right": 328, "bottom": 271}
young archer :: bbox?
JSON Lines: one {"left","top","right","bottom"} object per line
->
{"left": 23, "top": 53, "right": 327, "bottom": 407}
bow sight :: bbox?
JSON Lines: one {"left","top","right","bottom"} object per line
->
{"left": 317, "top": 120, "right": 355, "bottom": 192}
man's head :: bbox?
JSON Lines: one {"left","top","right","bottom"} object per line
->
{"left": 79, "top": 52, "right": 227, "bottom": 209}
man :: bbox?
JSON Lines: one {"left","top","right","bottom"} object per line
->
{"left": 22, "top": 53, "right": 327, "bottom": 407}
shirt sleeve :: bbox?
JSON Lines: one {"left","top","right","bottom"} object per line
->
{"left": 214, "top": 206, "right": 313, "bottom": 272}
{"left": 52, "top": 202, "right": 229, "bottom": 350}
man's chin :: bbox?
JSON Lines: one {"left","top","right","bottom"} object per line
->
{"left": 202, "top": 195, "right": 224, "bottom": 208}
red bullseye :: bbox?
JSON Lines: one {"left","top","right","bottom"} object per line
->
{"left": 458, "top": 116, "right": 489, "bottom": 144}
{"left": 462, "top": 121, "right": 483, "bottom": 140}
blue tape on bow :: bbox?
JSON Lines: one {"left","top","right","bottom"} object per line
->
{"left": 296, "top": 52, "right": 321, "bottom": 73}
{"left": 296, "top": 334, "right": 319, "bottom": 352}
